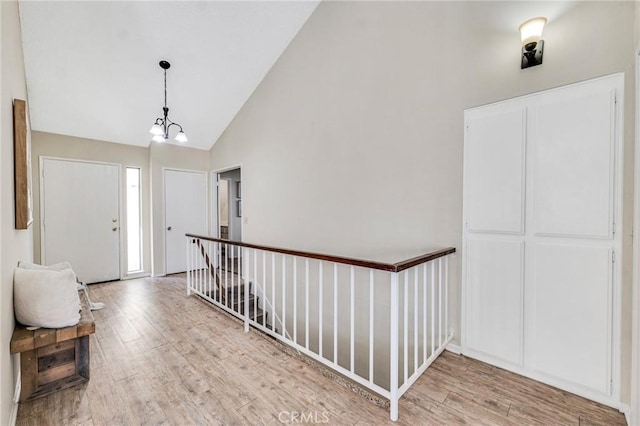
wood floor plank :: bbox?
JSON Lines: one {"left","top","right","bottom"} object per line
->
{"left": 16, "top": 275, "right": 628, "bottom": 426}
{"left": 441, "top": 392, "right": 518, "bottom": 426}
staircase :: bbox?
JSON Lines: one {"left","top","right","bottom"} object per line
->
{"left": 192, "top": 239, "right": 269, "bottom": 326}
{"left": 210, "top": 281, "right": 267, "bottom": 325}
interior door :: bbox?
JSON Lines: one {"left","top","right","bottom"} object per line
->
{"left": 42, "top": 158, "right": 120, "bottom": 283}
{"left": 164, "top": 169, "right": 207, "bottom": 275}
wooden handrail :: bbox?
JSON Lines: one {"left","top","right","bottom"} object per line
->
{"left": 186, "top": 233, "right": 455, "bottom": 273}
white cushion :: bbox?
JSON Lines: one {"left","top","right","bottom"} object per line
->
{"left": 14, "top": 268, "right": 81, "bottom": 328}
{"left": 18, "top": 261, "right": 75, "bottom": 276}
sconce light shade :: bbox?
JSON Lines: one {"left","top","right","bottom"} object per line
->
{"left": 519, "top": 17, "right": 547, "bottom": 69}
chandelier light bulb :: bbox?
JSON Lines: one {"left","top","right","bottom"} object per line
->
{"left": 149, "top": 124, "right": 163, "bottom": 136}
{"left": 151, "top": 134, "right": 166, "bottom": 143}
{"left": 175, "top": 131, "right": 188, "bottom": 143}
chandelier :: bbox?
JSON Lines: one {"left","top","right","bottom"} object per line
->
{"left": 149, "top": 60, "right": 188, "bottom": 143}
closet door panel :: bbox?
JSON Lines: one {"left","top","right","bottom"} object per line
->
{"left": 465, "top": 107, "right": 526, "bottom": 234}
{"left": 465, "top": 238, "right": 524, "bottom": 365}
{"left": 531, "top": 243, "right": 611, "bottom": 394}
{"left": 533, "top": 90, "right": 615, "bottom": 239}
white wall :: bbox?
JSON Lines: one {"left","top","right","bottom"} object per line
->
{"left": 1, "top": 1, "right": 33, "bottom": 423}
{"left": 632, "top": 2, "right": 640, "bottom": 423}
{"left": 209, "top": 0, "right": 635, "bottom": 403}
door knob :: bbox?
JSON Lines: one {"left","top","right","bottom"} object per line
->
{"left": 167, "top": 226, "right": 172, "bottom": 231}
{"left": 112, "top": 218, "right": 118, "bottom": 222}
{"left": 112, "top": 227, "right": 118, "bottom": 231}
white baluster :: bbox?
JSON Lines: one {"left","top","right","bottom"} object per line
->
{"left": 186, "top": 238, "right": 191, "bottom": 296}
{"left": 272, "top": 253, "right": 276, "bottom": 333}
{"left": 438, "top": 258, "right": 443, "bottom": 348}
{"left": 293, "top": 257, "right": 298, "bottom": 345}
{"left": 431, "top": 262, "right": 436, "bottom": 358}
{"left": 282, "top": 255, "right": 286, "bottom": 337}
{"left": 199, "top": 240, "right": 202, "bottom": 293}
{"left": 390, "top": 272, "right": 399, "bottom": 422}
{"left": 350, "top": 266, "right": 355, "bottom": 373}
{"left": 202, "top": 242, "right": 211, "bottom": 295}
{"left": 305, "top": 259, "right": 310, "bottom": 350}
{"left": 333, "top": 263, "right": 338, "bottom": 365}
{"left": 253, "top": 248, "right": 258, "bottom": 326}
{"left": 414, "top": 267, "right": 418, "bottom": 375}
{"left": 403, "top": 272, "right": 408, "bottom": 383}
{"left": 197, "top": 240, "right": 201, "bottom": 293}
{"left": 225, "top": 244, "right": 228, "bottom": 308}
{"left": 423, "top": 263, "right": 427, "bottom": 364}
{"left": 244, "top": 247, "right": 250, "bottom": 332}
{"left": 369, "top": 269, "right": 374, "bottom": 383}
{"left": 445, "top": 255, "right": 449, "bottom": 340}
{"left": 205, "top": 242, "right": 208, "bottom": 301}
{"left": 231, "top": 245, "right": 235, "bottom": 312}
{"left": 262, "top": 251, "right": 267, "bottom": 327}
{"left": 217, "top": 242, "right": 222, "bottom": 303}
{"left": 319, "top": 261, "right": 323, "bottom": 358}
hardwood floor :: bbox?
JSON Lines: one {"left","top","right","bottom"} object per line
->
{"left": 16, "top": 275, "right": 627, "bottom": 425}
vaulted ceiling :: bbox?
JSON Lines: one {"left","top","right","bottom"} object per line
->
{"left": 19, "top": 1, "right": 319, "bottom": 150}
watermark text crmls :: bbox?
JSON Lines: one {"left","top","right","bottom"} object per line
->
{"left": 278, "top": 410, "right": 330, "bottom": 424}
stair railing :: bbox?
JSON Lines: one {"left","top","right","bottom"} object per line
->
{"left": 186, "top": 233, "right": 456, "bottom": 422}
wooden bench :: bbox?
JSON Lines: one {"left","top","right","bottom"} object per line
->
{"left": 10, "top": 296, "right": 96, "bottom": 402}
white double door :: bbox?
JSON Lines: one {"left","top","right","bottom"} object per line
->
{"left": 164, "top": 169, "right": 208, "bottom": 275}
{"left": 462, "top": 74, "right": 623, "bottom": 404}
{"left": 41, "top": 158, "right": 121, "bottom": 283}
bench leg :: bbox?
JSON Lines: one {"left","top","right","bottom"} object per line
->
{"left": 20, "top": 350, "right": 37, "bottom": 402}
{"left": 76, "top": 336, "right": 90, "bottom": 379}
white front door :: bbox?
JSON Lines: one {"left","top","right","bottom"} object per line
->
{"left": 41, "top": 158, "right": 121, "bottom": 283}
{"left": 164, "top": 169, "right": 208, "bottom": 275}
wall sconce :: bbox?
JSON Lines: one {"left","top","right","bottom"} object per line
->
{"left": 519, "top": 17, "right": 547, "bottom": 69}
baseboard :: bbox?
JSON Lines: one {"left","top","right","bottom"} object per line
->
{"left": 462, "top": 347, "right": 624, "bottom": 412}
{"left": 123, "top": 272, "right": 151, "bottom": 280}
{"left": 9, "top": 370, "right": 19, "bottom": 425}
{"left": 13, "top": 370, "right": 20, "bottom": 403}
{"left": 446, "top": 343, "right": 462, "bottom": 355}
{"left": 8, "top": 401, "right": 18, "bottom": 426}
{"left": 619, "top": 403, "right": 630, "bottom": 425}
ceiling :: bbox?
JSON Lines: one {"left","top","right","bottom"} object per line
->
{"left": 19, "top": 1, "right": 319, "bottom": 150}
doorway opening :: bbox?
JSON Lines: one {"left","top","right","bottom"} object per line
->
{"left": 215, "top": 167, "right": 242, "bottom": 271}
{"left": 218, "top": 179, "right": 229, "bottom": 239}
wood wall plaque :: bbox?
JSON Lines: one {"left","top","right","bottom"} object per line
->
{"left": 13, "top": 99, "right": 33, "bottom": 229}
